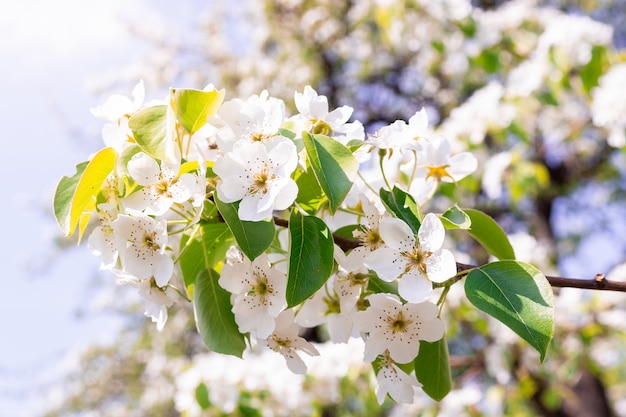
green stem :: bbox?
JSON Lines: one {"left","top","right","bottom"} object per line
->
{"left": 378, "top": 150, "right": 393, "bottom": 191}
{"left": 168, "top": 283, "right": 192, "bottom": 303}
{"left": 173, "top": 222, "right": 201, "bottom": 264}
{"left": 436, "top": 285, "right": 450, "bottom": 315}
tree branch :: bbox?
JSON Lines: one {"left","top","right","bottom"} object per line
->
{"left": 273, "top": 216, "right": 626, "bottom": 292}
{"left": 456, "top": 262, "right": 626, "bottom": 292}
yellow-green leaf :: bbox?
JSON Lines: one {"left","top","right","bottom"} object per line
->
{"left": 54, "top": 147, "right": 116, "bottom": 236}
{"left": 170, "top": 88, "right": 225, "bottom": 135}
{"left": 128, "top": 105, "right": 170, "bottom": 162}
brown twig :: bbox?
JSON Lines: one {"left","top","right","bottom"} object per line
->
{"left": 455, "top": 263, "right": 626, "bottom": 292}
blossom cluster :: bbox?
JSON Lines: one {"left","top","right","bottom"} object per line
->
{"left": 63, "top": 81, "right": 478, "bottom": 404}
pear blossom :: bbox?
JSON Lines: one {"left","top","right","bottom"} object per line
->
{"left": 111, "top": 213, "right": 173, "bottom": 287}
{"left": 118, "top": 277, "right": 175, "bottom": 331}
{"left": 366, "top": 214, "right": 456, "bottom": 303}
{"left": 180, "top": 118, "right": 224, "bottom": 163}
{"left": 295, "top": 277, "right": 358, "bottom": 343}
{"left": 482, "top": 151, "right": 513, "bottom": 200}
{"left": 88, "top": 203, "right": 119, "bottom": 270}
{"left": 90, "top": 80, "right": 145, "bottom": 152}
{"left": 216, "top": 90, "right": 286, "bottom": 150}
{"left": 218, "top": 252, "right": 287, "bottom": 338}
{"left": 591, "top": 62, "right": 626, "bottom": 148}
{"left": 369, "top": 108, "right": 431, "bottom": 151}
{"left": 259, "top": 309, "right": 320, "bottom": 374}
{"left": 357, "top": 293, "right": 444, "bottom": 363}
{"left": 352, "top": 196, "right": 387, "bottom": 257}
{"left": 213, "top": 139, "right": 298, "bottom": 221}
{"left": 124, "top": 152, "right": 198, "bottom": 216}
{"left": 90, "top": 80, "right": 145, "bottom": 122}
{"left": 295, "top": 247, "right": 367, "bottom": 343}
{"left": 414, "top": 135, "right": 477, "bottom": 184}
{"left": 293, "top": 85, "right": 355, "bottom": 137}
{"left": 375, "top": 353, "right": 422, "bottom": 404}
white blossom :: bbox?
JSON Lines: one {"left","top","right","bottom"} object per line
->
{"left": 124, "top": 152, "right": 198, "bottom": 216}
{"left": 369, "top": 108, "right": 431, "bottom": 151}
{"left": 90, "top": 80, "right": 145, "bottom": 152}
{"left": 217, "top": 90, "right": 286, "bottom": 151}
{"left": 591, "top": 63, "right": 626, "bottom": 148}
{"left": 375, "top": 354, "right": 422, "bottom": 404}
{"left": 87, "top": 203, "right": 119, "bottom": 270}
{"left": 259, "top": 309, "right": 320, "bottom": 374}
{"left": 414, "top": 135, "right": 477, "bottom": 184}
{"left": 117, "top": 277, "right": 175, "bottom": 331}
{"left": 90, "top": 80, "right": 145, "bottom": 122}
{"left": 366, "top": 214, "right": 456, "bottom": 303}
{"left": 295, "top": 247, "right": 367, "bottom": 343}
{"left": 357, "top": 293, "right": 444, "bottom": 363}
{"left": 213, "top": 139, "right": 298, "bottom": 221}
{"left": 219, "top": 252, "right": 286, "bottom": 338}
{"left": 293, "top": 85, "right": 356, "bottom": 138}
{"left": 111, "top": 213, "right": 173, "bottom": 287}
{"left": 352, "top": 195, "right": 387, "bottom": 257}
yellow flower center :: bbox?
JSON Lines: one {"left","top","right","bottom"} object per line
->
{"left": 426, "top": 165, "right": 452, "bottom": 181}
{"left": 404, "top": 247, "right": 430, "bottom": 276}
{"left": 142, "top": 231, "right": 160, "bottom": 251}
{"left": 250, "top": 132, "right": 273, "bottom": 143}
{"left": 248, "top": 164, "right": 275, "bottom": 195}
{"left": 387, "top": 311, "right": 412, "bottom": 333}
{"left": 155, "top": 177, "right": 177, "bottom": 198}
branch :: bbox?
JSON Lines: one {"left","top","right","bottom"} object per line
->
{"left": 273, "top": 216, "right": 626, "bottom": 292}
{"left": 456, "top": 262, "right": 626, "bottom": 292}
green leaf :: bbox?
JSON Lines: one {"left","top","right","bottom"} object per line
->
{"left": 170, "top": 88, "right": 225, "bottom": 135}
{"left": 366, "top": 274, "right": 398, "bottom": 296}
{"left": 302, "top": 131, "right": 358, "bottom": 213}
{"left": 214, "top": 195, "right": 275, "bottom": 261}
{"left": 414, "top": 335, "right": 452, "bottom": 401}
{"left": 440, "top": 205, "right": 471, "bottom": 230}
{"left": 54, "top": 147, "right": 116, "bottom": 237}
{"left": 179, "top": 223, "right": 233, "bottom": 288}
{"left": 54, "top": 161, "right": 87, "bottom": 236}
{"left": 332, "top": 224, "right": 360, "bottom": 240}
{"left": 465, "top": 261, "right": 554, "bottom": 361}
{"left": 194, "top": 268, "right": 246, "bottom": 357}
{"left": 278, "top": 127, "right": 296, "bottom": 140}
{"left": 128, "top": 105, "right": 172, "bottom": 162}
{"left": 465, "top": 208, "right": 515, "bottom": 260}
{"left": 580, "top": 45, "right": 609, "bottom": 95}
{"left": 379, "top": 186, "right": 422, "bottom": 233}
{"left": 294, "top": 165, "right": 327, "bottom": 214}
{"left": 195, "top": 382, "right": 211, "bottom": 410}
{"left": 287, "top": 211, "right": 334, "bottom": 307}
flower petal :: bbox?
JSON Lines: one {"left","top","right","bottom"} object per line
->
{"left": 363, "top": 332, "right": 389, "bottom": 362}
{"left": 365, "top": 247, "right": 405, "bottom": 282}
{"left": 447, "top": 152, "right": 478, "bottom": 182}
{"left": 398, "top": 273, "right": 432, "bottom": 303}
{"left": 418, "top": 213, "right": 445, "bottom": 252}
{"left": 128, "top": 152, "right": 161, "bottom": 186}
{"left": 425, "top": 249, "right": 457, "bottom": 283}
{"left": 284, "top": 351, "right": 308, "bottom": 374}
{"left": 379, "top": 217, "right": 416, "bottom": 252}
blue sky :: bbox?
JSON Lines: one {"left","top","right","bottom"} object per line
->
{"left": 0, "top": 1, "right": 205, "bottom": 415}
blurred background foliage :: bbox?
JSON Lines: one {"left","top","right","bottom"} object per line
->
{"left": 44, "top": 0, "right": 626, "bottom": 416}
